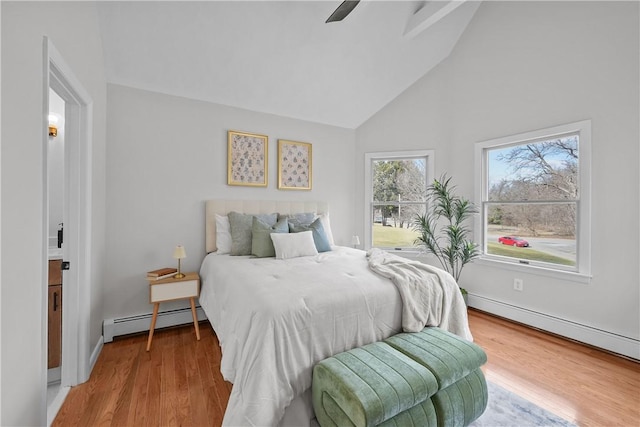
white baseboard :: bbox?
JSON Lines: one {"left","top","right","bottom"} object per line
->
{"left": 90, "top": 336, "right": 103, "bottom": 373}
{"left": 46, "top": 385, "right": 70, "bottom": 427}
{"left": 468, "top": 293, "right": 640, "bottom": 360}
{"left": 47, "top": 367, "right": 61, "bottom": 385}
{"left": 103, "top": 306, "right": 207, "bottom": 343}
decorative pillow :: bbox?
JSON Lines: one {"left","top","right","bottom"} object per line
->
{"left": 317, "top": 213, "right": 335, "bottom": 246}
{"left": 289, "top": 218, "right": 332, "bottom": 253}
{"left": 252, "top": 217, "right": 289, "bottom": 258}
{"left": 215, "top": 214, "right": 232, "bottom": 254}
{"left": 278, "top": 212, "right": 316, "bottom": 228}
{"left": 270, "top": 231, "right": 318, "bottom": 260}
{"left": 228, "top": 211, "right": 278, "bottom": 256}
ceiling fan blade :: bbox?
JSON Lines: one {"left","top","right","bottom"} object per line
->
{"left": 326, "top": 0, "right": 361, "bottom": 23}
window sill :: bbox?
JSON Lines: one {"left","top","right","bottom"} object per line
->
{"left": 474, "top": 257, "right": 592, "bottom": 284}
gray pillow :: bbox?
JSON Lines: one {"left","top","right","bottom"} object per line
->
{"left": 278, "top": 212, "right": 315, "bottom": 227}
{"left": 228, "top": 211, "right": 277, "bottom": 256}
{"left": 252, "top": 217, "right": 289, "bottom": 258}
{"left": 289, "top": 217, "right": 332, "bottom": 253}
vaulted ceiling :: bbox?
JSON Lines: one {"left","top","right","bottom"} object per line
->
{"left": 96, "top": 1, "right": 480, "bottom": 129}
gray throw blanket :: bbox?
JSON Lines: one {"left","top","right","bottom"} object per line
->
{"left": 367, "top": 248, "right": 473, "bottom": 341}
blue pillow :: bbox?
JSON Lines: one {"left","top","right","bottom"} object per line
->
{"left": 278, "top": 212, "right": 315, "bottom": 227}
{"left": 289, "top": 218, "right": 332, "bottom": 253}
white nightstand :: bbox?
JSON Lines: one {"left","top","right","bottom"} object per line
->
{"left": 146, "top": 272, "right": 200, "bottom": 351}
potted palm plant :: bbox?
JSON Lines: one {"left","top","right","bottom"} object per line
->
{"left": 413, "top": 174, "right": 479, "bottom": 304}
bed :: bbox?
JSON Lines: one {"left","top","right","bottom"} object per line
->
{"left": 198, "top": 200, "right": 469, "bottom": 426}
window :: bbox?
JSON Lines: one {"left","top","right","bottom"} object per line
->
{"left": 475, "top": 121, "right": 591, "bottom": 278}
{"left": 364, "top": 151, "right": 434, "bottom": 250}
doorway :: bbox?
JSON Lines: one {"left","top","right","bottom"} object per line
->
{"left": 47, "top": 88, "right": 65, "bottom": 387}
{"left": 43, "top": 37, "right": 94, "bottom": 425}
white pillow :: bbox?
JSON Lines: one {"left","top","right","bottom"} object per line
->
{"left": 317, "top": 213, "right": 335, "bottom": 246}
{"left": 215, "top": 214, "right": 232, "bottom": 254}
{"left": 270, "top": 231, "right": 318, "bottom": 259}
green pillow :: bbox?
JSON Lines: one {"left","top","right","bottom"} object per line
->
{"left": 289, "top": 218, "right": 332, "bottom": 253}
{"left": 252, "top": 217, "right": 289, "bottom": 258}
{"left": 228, "top": 211, "right": 277, "bottom": 256}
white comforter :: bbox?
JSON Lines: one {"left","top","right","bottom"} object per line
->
{"left": 199, "top": 247, "right": 403, "bottom": 427}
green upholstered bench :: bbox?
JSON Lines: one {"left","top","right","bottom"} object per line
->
{"left": 312, "top": 327, "right": 488, "bottom": 427}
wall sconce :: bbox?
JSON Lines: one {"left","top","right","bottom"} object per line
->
{"left": 173, "top": 245, "right": 187, "bottom": 278}
{"left": 351, "top": 235, "right": 360, "bottom": 249}
{"left": 48, "top": 114, "right": 59, "bottom": 137}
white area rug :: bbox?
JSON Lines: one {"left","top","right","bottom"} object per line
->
{"left": 471, "top": 381, "right": 576, "bottom": 427}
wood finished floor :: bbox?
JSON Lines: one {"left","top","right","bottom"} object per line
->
{"left": 53, "top": 309, "right": 639, "bottom": 426}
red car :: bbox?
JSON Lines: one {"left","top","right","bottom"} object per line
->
{"left": 498, "top": 236, "right": 529, "bottom": 247}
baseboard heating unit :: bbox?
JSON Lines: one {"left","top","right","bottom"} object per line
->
{"left": 469, "top": 293, "right": 639, "bottom": 360}
{"left": 103, "top": 306, "right": 207, "bottom": 342}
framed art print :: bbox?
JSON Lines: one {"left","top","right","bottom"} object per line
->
{"left": 227, "top": 130, "right": 268, "bottom": 187}
{"left": 278, "top": 139, "right": 312, "bottom": 190}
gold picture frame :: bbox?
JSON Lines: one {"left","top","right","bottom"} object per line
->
{"left": 227, "top": 130, "right": 268, "bottom": 187}
{"left": 277, "top": 140, "right": 312, "bottom": 190}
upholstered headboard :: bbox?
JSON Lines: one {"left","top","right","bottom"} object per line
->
{"left": 205, "top": 200, "right": 329, "bottom": 253}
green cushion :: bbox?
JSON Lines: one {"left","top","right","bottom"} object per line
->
{"left": 384, "top": 328, "right": 487, "bottom": 390}
{"left": 251, "top": 217, "right": 288, "bottom": 257}
{"left": 378, "top": 398, "right": 439, "bottom": 427}
{"left": 430, "top": 369, "right": 488, "bottom": 426}
{"left": 228, "top": 211, "right": 277, "bottom": 255}
{"left": 321, "top": 391, "right": 440, "bottom": 427}
{"left": 313, "top": 342, "right": 439, "bottom": 427}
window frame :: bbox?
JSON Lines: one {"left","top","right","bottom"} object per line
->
{"left": 474, "top": 120, "right": 592, "bottom": 283}
{"left": 364, "top": 150, "right": 434, "bottom": 252}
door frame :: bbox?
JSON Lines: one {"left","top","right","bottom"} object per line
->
{"left": 42, "top": 37, "right": 93, "bottom": 392}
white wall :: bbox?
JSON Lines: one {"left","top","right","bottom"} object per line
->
{"left": 104, "top": 84, "right": 356, "bottom": 321}
{"left": 356, "top": 1, "right": 639, "bottom": 353}
{"left": 1, "top": 2, "right": 107, "bottom": 425}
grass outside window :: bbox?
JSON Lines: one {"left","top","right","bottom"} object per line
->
{"left": 487, "top": 242, "right": 574, "bottom": 266}
{"left": 372, "top": 224, "right": 420, "bottom": 249}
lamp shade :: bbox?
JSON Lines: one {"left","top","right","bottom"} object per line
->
{"left": 173, "top": 245, "right": 186, "bottom": 259}
{"left": 351, "top": 235, "right": 360, "bottom": 246}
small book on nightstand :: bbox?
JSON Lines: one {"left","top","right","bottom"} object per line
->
{"left": 146, "top": 267, "right": 177, "bottom": 280}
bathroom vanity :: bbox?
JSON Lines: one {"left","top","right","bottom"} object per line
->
{"left": 48, "top": 256, "right": 62, "bottom": 369}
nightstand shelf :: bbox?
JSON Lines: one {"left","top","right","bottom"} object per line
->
{"left": 146, "top": 272, "right": 200, "bottom": 351}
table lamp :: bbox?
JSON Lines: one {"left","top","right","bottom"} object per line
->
{"left": 173, "top": 245, "right": 186, "bottom": 278}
